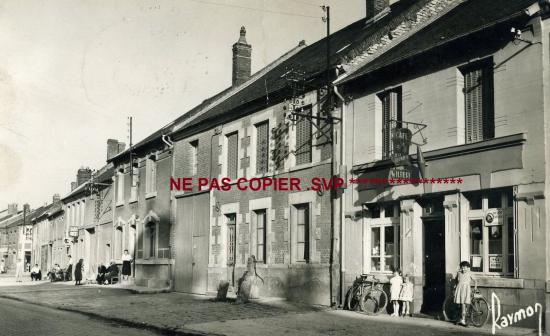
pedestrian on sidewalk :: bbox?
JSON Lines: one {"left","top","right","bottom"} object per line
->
{"left": 389, "top": 269, "right": 403, "bottom": 317}
{"left": 454, "top": 261, "right": 477, "bottom": 326}
{"left": 121, "top": 250, "right": 132, "bottom": 282}
{"left": 65, "top": 255, "right": 73, "bottom": 281}
{"left": 75, "top": 259, "right": 84, "bottom": 285}
{"left": 399, "top": 274, "right": 414, "bottom": 317}
{"left": 15, "top": 258, "right": 24, "bottom": 282}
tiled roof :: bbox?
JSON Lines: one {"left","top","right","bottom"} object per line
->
{"left": 336, "top": 0, "right": 536, "bottom": 84}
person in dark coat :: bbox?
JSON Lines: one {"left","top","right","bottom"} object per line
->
{"left": 105, "top": 261, "right": 119, "bottom": 285}
{"left": 96, "top": 264, "right": 107, "bottom": 285}
{"left": 74, "top": 259, "right": 83, "bottom": 285}
{"left": 65, "top": 255, "right": 73, "bottom": 281}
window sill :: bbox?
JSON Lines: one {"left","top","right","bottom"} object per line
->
{"left": 135, "top": 258, "right": 174, "bottom": 265}
{"left": 129, "top": 197, "right": 138, "bottom": 204}
{"left": 115, "top": 201, "right": 125, "bottom": 208}
{"left": 145, "top": 191, "right": 157, "bottom": 199}
{"left": 476, "top": 276, "right": 524, "bottom": 289}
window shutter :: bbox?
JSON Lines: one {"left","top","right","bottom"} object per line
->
{"left": 256, "top": 122, "right": 269, "bottom": 174}
{"left": 227, "top": 132, "right": 239, "bottom": 179}
{"left": 465, "top": 63, "right": 493, "bottom": 143}
{"left": 295, "top": 108, "right": 312, "bottom": 165}
{"left": 381, "top": 88, "right": 402, "bottom": 159}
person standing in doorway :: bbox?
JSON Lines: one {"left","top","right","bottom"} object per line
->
{"left": 454, "top": 261, "right": 477, "bottom": 326}
{"left": 65, "top": 255, "right": 73, "bottom": 281}
{"left": 121, "top": 250, "right": 132, "bottom": 283}
{"left": 15, "top": 258, "right": 24, "bottom": 282}
{"left": 74, "top": 259, "right": 84, "bottom": 285}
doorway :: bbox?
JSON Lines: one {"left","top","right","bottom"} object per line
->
{"left": 422, "top": 218, "right": 445, "bottom": 314}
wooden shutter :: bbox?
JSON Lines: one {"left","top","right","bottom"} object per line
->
{"left": 256, "top": 121, "right": 269, "bottom": 174}
{"left": 465, "top": 63, "right": 494, "bottom": 143}
{"left": 227, "top": 132, "right": 238, "bottom": 179}
{"left": 295, "top": 108, "right": 312, "bottom": 165}
{"left": 381, "top": 88, "right": 402, "bottom": 159}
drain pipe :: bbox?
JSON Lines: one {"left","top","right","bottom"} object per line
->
{"left": 333, "top": 80, "right": 346, "bottom": 307}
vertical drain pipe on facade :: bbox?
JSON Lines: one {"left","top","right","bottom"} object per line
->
{"left": 333, "top": 80, "right": 346, "bottom": 307}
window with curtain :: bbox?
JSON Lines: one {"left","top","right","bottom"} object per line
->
{"left": 254, "top": 209, "right": 267, "bottom": 263}
{"left": 295, "top": 203, "right": 310, "bottom": 262}
{"left": 369, "top": 203, "right": 400, "bottom": 272}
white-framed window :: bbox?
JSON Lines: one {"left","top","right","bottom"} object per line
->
{"left": 465, "top": 188, "right": 514, "bottom": 275}
{"left": 130, "top": 167, "right": 138, "bottom": 202}
{"left": 291, "top": 203, "right": 310, "bottom": 263}
{"left": 369, "top": 203, "right": 400, "bottom": 273}
{"left": 145, "top": 156, "right": 157, "bottom": 194}
{"left": 254, "top": 209, "right": 267, "bottom": 263}
{"left": 190, "top": 140, "right": 199, "bottom": 176}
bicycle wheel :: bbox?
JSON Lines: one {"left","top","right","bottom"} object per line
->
{"left": 360, "top": 288, "right": 388, "bottom": 315}
{"left": 442, "top": 297, "right": 460, "bottom": 322}
{"left": 346, "top": 285, "right": 362, "bottom": 311}
{"left": 469, "top": 297, "right": 490, "bottom": 327}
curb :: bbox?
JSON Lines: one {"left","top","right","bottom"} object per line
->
{"left": 0, "top": 294, "right": 222, "bottom": 336}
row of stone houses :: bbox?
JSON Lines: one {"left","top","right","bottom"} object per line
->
{"left": 5, "top": 0, "right": 549, "bottom": 328}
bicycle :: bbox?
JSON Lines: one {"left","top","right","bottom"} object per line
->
{"left": 345, "top": 275, "right": 388, "bottom": 315}
{"left": 442, "top": 283, "right": 490, "bottom": 327}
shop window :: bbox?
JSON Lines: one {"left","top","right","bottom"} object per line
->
{"left": 466, "top": 189, "right": 515, "bottom": 275}
{"left": 369, "top": 203, "right": 400, "bottom": 273}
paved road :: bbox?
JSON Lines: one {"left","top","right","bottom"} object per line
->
{"left": 0, "top": 297, "right": 164, "bottom": 336}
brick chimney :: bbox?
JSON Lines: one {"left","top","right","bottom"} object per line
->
{"left": 52, "top": 194, "right": 60, "bottom": 203}
{"left": 7, "top": 203, "right": 18, "bottom": 216}
{"left": 232, "top": 26, "right": 251, "bottom": 86}
{"left": 107, "top": 139, "right": 126, "bottom": 161}
{"left": 77, "top": 167, "right": 92, "bottom": 186}
{"left": 366, "top": 0, "right": 390, "bottom": 19}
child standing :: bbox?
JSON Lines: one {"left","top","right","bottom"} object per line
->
{"left": 399, "top": 274, "right": 414, "bottom": 317}
{"left": 389, "top": 269, "right": 403, "bottom": 317}
{"left": 454, "top": 261, "right": 477, "bottom": 326}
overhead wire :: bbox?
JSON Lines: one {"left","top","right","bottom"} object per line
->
{"left": 186, "top": 0, "right": 321, "bottom": 19}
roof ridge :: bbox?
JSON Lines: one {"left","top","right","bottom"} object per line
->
{"left": 172, "top": 42, "right": 307, "bottom": 133}
{"left": 337, "top": 0, "right": 463, "bottom": 82}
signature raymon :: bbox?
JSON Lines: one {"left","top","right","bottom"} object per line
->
{"left": 491, "top": 292, "right": 543, "bottom": 336}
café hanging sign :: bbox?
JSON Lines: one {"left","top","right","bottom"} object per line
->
{"left": 391, "top": 128, "right": 413, "bottom": 166}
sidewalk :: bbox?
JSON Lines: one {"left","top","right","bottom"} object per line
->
{"left": 0, "top": 278, "right": 542, "bottom": 336}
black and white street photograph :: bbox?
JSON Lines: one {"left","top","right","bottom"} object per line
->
{"left": 0, "top": 0, "right": 549, "bottom": 335}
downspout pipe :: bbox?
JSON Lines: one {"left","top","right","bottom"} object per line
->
{"left": 333, "top": 75, "right": 346, "bottom": 307}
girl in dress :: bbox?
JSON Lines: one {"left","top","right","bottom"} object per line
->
{"left": 389, "top": 269, "right": 403, "bottom": 316}
{"left": 454, "top": 261, "right": 477, "bottom": 326}
{"left": 399, "top": 274, "right": 414, "bottom": 317}
{"left": 121, "top": 249, "right": 133, "bottom": 282}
